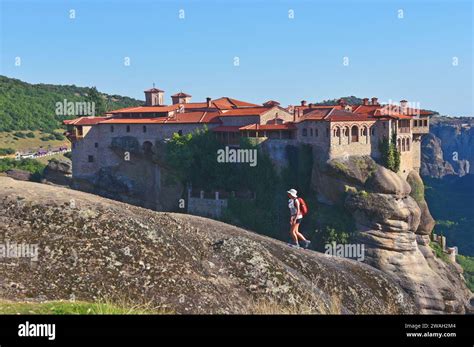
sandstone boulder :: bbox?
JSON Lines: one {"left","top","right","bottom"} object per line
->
{"left": 366, "top": 166, "right": 411, "bottom": 196}
{"left": 43, "top": 158, "right": 72, "bottom": 186}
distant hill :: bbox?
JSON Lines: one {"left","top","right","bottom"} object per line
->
{"left": 315, "top": 96, "right": 363, "bottom": 105}
{"left": 0, "top": 76, "right": 143, "bottom": 132}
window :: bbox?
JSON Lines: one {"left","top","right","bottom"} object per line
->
{"left": 126, "top": 125, "right": 131, "bottom": 133}
{"left": 361, "top": 126, "right": 367, "bottom": 136}
{"left": 315, "top": 128, "right": 319, "bottom": 137}
{"left": 423, "top": 119, "right": 428, "bottom": 126}
{"left": 88, "top": 155, "right": 94, "bottom": 163}
{"left": 371, "top": 127, "right": 375, "bottom": 136}
{"left": 94, "top": 142, "right": 98, "bottom": 148}
{"left": 406, "top": 138, "right": 410, "bottom": 151}
{"left": 110, "top": 125, "right": 114, "bottom": 133}
{"left": 302, "top": 128, "right": 308, "bottom": 137}
{"left": 310, "top": 128, "right": 313, "bottom": 136}
{"left": 351, "top": 125, "right": 359, "bottom": 143}
{"left": 143, "top": 125, "right": 147, "bottom": 133}
{"left": 177, "top": 130, "right": 183, "bottom": 136}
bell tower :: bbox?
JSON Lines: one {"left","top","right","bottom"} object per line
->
{"left": 144, "top": 85, "right": 165, "bottom": 106}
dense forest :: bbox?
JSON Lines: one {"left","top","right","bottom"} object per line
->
{"left": 424, "top": 174, "right": 474, "bottom": 256}
{"left": 0, "top": 76, "right": 143, "bottom": 132}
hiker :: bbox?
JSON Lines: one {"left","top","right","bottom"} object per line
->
{"left": 287, "top": 189, "right": 311, "bottom": 249}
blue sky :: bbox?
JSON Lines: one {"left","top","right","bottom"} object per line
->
{"left": 1, "top": 0, "right": 472, "bottom": 116}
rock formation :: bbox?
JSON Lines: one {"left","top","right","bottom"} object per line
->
{"left": 43, "top": 158, "right": 72, "bottom": 186}
{"left": 0, "top": 176, "right": 416, "bottom": 314}
{"left": 312, "top": 155, "right": 472, "bottom": 314}
{"left": 421, "top": 117, "right": 473, "bottom": 178}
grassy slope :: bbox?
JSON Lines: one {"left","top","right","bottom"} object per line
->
{"left": 0, "top": 130, "right": 69, "bottom": 153}
{"left": 0, "top": 300, "right": 169, "bottom": 315}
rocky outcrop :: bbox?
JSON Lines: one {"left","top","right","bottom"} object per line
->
{"left": 420, "top": 133, "right": 455, "bottom": 178}
{"left": 43, "top": 158, "right": 72, "bottom": 186}
{"left": 4, "top": 169, "right": 32, "bottom": 181}
{"left": 421, "top": 117, "right": 473, "bottom": 178}
{"left": 406, "top": 170, "right": 435, "bottom": 236}
{"left": 0, "top": 177, "right": 415, "bottom": 314}
{"left": 312, "top": 155, "right": 471, "bottom": 314}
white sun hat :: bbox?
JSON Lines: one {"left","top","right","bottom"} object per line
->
{"left": 287, "top": 189, "right": 298, "bottom": 198}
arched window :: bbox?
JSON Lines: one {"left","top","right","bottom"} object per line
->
{"left": 397, "top": 138, "right": 401, "bottom": 151}
{"left": 142, "top": 141, "right": 153, "bottom": 155}
{"left": 402, "top": 138, "right": 406, "bottom": 152}
{"left": 406, "top": 137, "right": 410, "bottom": 151}
{"left": 361, "top": 126, "right": 367, "bottom": 136}
{"left": 351, "top": 125, "right": 359, "bottom": 143}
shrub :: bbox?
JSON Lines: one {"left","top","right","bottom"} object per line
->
{"left": 13, "top": 131, "right": 26, "bottom": 138}
{"left": 0, "top": 148, "right": 15, "bottom": 156}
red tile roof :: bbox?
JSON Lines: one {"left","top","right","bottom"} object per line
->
{"left": 299, "top": 108, "right": 376, "bottom": 122}
{"left": 63, "top": 117, "right": 111, "bottom": 126}
{"left": 99, "top": 112, "right": 221, "bottom": 125}
{"left": 218, "top": 107, "right": 271, "bottom": 117}
{"left": 239, "top": 123, "right": 296, "bottom": 131}
{"left": 171, "top": 92, "right": 192, "bottom": 97}
{"left": 144, "top": 87, "right": 164, "bottom": 92}
{"left": 108, "top": 105, "right": 180, "bottom": 114}
{"left": 99, "top": 118, "right": 166, "bottom": 124}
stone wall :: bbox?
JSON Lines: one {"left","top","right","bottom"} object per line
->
{"left": 260, "top": 107, "right": 294, "bottom": 124}
{"left": 187, "top": 190, "right": 228, "bottom": 219}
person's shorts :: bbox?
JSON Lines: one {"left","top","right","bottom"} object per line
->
{"left": 295, "top": 217, "right": 302, "bottom": 224}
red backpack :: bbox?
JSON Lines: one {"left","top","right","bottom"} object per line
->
{"left": 296, "top": 197, "right": 308, "bottom": 216}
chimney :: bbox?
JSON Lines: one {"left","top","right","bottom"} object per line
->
{"left": 338, "top": 98, "right": 346, "bottom": 107}
{"left": 371, "top": 97, "right": 379, "bottom": 106}
{"left": 206, "top": 97, "right": 212, "bottom": 108}
{"left": 301, "top": 100, "right": 307, "bottom": 107}
{"left": 362, "top": 98, "right": 369, "bottom": 105}
{"left": 308, "top": 103, "right": 314, "bottom": 109}
{"left": 400, "top": 99, "right": 408, "bottom": 108}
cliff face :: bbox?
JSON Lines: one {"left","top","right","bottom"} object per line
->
{"left": 421, "top": 117, "right": 473, "bottom": 178}
{"left": 311, "top": 155, "right": 472, "bottom": 314}
{"left": 0, "top": 177, "right": 416, "bottom": 314}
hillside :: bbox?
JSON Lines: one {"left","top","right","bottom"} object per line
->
{"left": 0, "top": 176, "right": 417, "bottom": 314}
{"left": 0, "top": 75, "right": 143, "bottom": 132}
